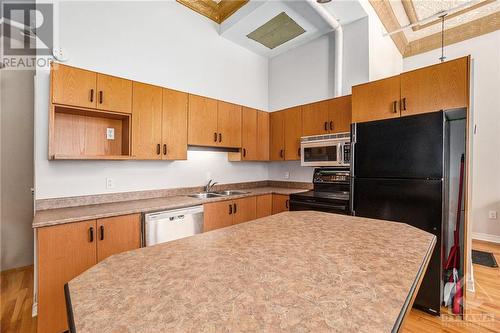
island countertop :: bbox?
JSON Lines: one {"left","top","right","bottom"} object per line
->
{"left": 66, "top": 211, "right": 435, "bottom": 333}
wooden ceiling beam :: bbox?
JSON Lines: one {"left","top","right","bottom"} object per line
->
{"left": 369, "top": 0, "right": 408, "bottom": 55}
{"left": 176, "top": 0, "right": 248, "bottom": 24}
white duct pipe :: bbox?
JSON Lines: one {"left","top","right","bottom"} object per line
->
{"left": 306, "top": 0, "right": 343, "bottom": 97}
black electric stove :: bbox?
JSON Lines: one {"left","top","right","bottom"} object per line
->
{"left": 289, "top": 168, "right": 351, "bottom": 215}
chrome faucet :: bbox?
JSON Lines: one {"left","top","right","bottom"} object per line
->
{"left": 204, "top": 179, "right": 218, "bottom": 193}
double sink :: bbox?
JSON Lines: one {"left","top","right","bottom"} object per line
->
{"left": 188, "top": 190, "right": 249, "bottom": 199}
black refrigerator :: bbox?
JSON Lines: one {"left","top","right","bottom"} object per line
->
{"left": 351, "top": 111, "right": 444, "bottom": 315}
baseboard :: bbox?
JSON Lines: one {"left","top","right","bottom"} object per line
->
{"left": 472, "top": 232, "right": 500, "bottom": 244}
{"left": 466, "top": 264, "right": 475, "bottom": 293}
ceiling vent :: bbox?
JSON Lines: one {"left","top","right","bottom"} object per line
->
{"left": 246, "top": 12, "right": 306, "bottom": 49}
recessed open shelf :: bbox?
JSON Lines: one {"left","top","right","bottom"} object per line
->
{"left": 50, "top": 105, "right": 131, "bottom": 160}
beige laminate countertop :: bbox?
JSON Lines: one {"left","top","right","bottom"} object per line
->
{"left": 66, "top": 211, "right": 436, "bottom": 333}
{"left": 33, "top": 187, "right": 306, "bottom": 228}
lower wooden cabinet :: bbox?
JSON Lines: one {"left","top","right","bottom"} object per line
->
{"left": 233, "top": 197, "right": 257, "bottom": 225}
{"left": 37, "top": 214, "right": 141, "bottom": 333}
{"left": 203, "top": 196, "right": 257, "bottom": 231}
{"left": 272, "top": 194, "right": 290, "bottom": 214}
{"left": 256, "top": 194, "right": 273, "bottom": 218}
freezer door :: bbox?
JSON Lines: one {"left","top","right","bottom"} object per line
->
{"left": 353, "top": 111, "right": 444, "bottom": 179}
{"left": 353, "top": 178, "right": 442, "bottom": 315}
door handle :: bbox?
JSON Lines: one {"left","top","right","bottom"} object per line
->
{"left": 89, "top": 227, "right": 94, "bottom": 242}
{"left": 393, "top": 100, "right": 398, "bottom": 113}
{"left": 229, "top": 204, "right": 232, "bottom": 215}
{"left": 243, "top": 148, "right": 246, "bottom": 157}
{"left": 402, "top": 97, "right": 407, "bottom": 111}
{"left": 233, "top": 203, "right": 237, "bottom": 214}
{"left": 100, "top": 225, "right": 104, "bottom": 241}
{"left": 297, "top": 147, "right": 301, "bottom": 157}
{"left": 218, "top": 133, "right": 222, "bottom": 143}
{"left": 156, "top": 144, "right": 161, "bottom": 155}
{"left": 163, "top": 144, "right": 167, "bottom": 156}
{"left": 280, "top": 149, "right": 284, "bottom": 159}
{"left": 329, "top": 121, "right": 333, "bottom": 131}
{"left": 99, "top": 91, "right": 103, "bottom": 104}
{"left": 285, "top": 199, "right": 289, "bottom": 209}
{"left": 214, "top": 132, "right": 217, "bottom": 142}
{"left": 90, "top": 89, "right": 94, "bottom": 102}
{"left": 324, "top": 121, "right": 328, "bottom": 131}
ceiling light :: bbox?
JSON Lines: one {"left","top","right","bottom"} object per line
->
{"left": 316, "top": 0, "right": 332, "bottom": 3}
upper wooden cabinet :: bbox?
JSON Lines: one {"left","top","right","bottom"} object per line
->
{"left": 270, "top": 110, "right": 286, "bottom": 161}
{"left": 96, "top": 73, "right": 132, "bottom": 113}
{"left": 352, "top": 75, "right": 401, "bottom": 123}
{"left": 217, "top": 101, "right": 242, "bottom": 148}
{"left": 51, "top": 63, "right": 97, "bottom": 109}
{"left": 284, "top": 106, "right": 302, "bottom": 161}
{"left": 162, "top": 88, "right": 188, "bottom": 160}
{"left": 229, "top": 108, "right": 269, "bottom": 161}
{"left": 302, "top": 95, "right": 352, "bottom": 136}
{"left": 132, "top": 82, "right": 163, "bottom": 159}
{"left": 400, "top": 57, "right": 469, "bottom": 117}
{"left": 256, "top": 111, "right": 270, "bottom": 160}
{"left": 188, "top": 95, "right": 242, "bottom": 148}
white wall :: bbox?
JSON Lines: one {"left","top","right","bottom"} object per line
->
{"left": 404, "top": 30, "right": 500, "bottom": 240}
{"left": 35, "top": 1, "right": 270, "bottom": 199}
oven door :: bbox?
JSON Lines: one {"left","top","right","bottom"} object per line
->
{"left": 301, "top": 140, "right": 343, "bottom": 167}
{"left": 289, "top": 199, "right": 349, "bottom": 215}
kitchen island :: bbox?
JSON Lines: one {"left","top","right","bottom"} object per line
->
{"left": 65, "top": 211, "right": 435, "bottom": 333}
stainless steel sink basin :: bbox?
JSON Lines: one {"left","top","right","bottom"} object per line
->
{"left": 188, "top": 193, "right": 223, "bottom": 199}
{"left": 213, "top": 190, "right": 249, "bottom": 196}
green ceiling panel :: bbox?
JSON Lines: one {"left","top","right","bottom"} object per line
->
{"left": 247, "top": 12, "right": 306, "bottom": 49}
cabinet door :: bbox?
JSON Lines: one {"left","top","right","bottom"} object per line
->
{"left": 302, "top": 100, "right": 330, "bottom": 136}
{"left": 241, "top": 107, "right": 257, "bottom": 160}
{"left": 188, "top": 95, "right": 218, "bottom": 147}
{"left": 96, "top": 214, "right": 141, "bottom": 262}
{"left": 217, "top": 101, "right": 242, "bottom": 148}
{"left": 256, "top": 111, "right": 270, "bottom": 161}
{"left": 352, "top": 75, "right": 401, "bottom": 123}
{"left": 328, "top": 95, "right": 352, "bottom": 133}
{"left": 37, "top": 220, "right": 97, "bottom": 333}
{"left": 51, "top": 63, "right": 96, "bottom": 108}
{"left": 132, "top": 82, "right": 163, "bottom": 159}
{"left": 284, "top": 106, "right": 302, "bottom": 161}
{"left": 400, "top": 57, "right": 469, "bottom": 117}
{"left": 96, "top": 73, "right": 132, "bottom": 113}
{"left": 203, "top": 200, "right": 234, "bottom": 232}
{"left": 256, "top": 194, "right": 272, "bottom": 218}
{"left": 270, "top": 111, "right": 285, "bottom": 161}
{"left": 162, "top": 88, "right": 188, "bottom": 160}
{"left": 233, "top": 196, "right": 257, "bottom": 225}
{"left": 272, "top": 194, "right": 290, "bottom": 214}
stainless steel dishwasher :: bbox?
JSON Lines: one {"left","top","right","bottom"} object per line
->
{"left": 143, "top": 205, "right": 204, "bottom": 246}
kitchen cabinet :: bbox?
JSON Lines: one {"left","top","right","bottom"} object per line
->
{"left": 38, "top": 220, "right": 97, "bottom": 333}
{"left": 51, "top": 63, "right": 97, "bottom": 109}
{"left": 188, "top": 95, "right": 241, "bottom": 148}
{"left": 272, "top": 194, "right": 290, "bottom": 214}
{"left": 229, "top": 108, "right": 269, "bottom": 161}
{"left": 37, "top": 214, "right": 141, "bottom": 333}
{"left": 96, "top": 214, "right": 141, "bottom": 262}
{"left": 203, "top": 196, "right": 257, "bottom": 231}
{"left": 302, "top": 96, "right": 352, "bottom": 136}
{"left": 162, "top": 88, "right": 188, "bottom": 160}
{"left": 270, "top": 107, "right": 302, "bottom": 161}
{"left": 96, "top": 73, "right": 133, "bottom": 113}
{"left": 256, "top": 194, "right": 273, "bottom": 218}
{"left": 352, "top": 75, "right": 401, "bottom": 123}
{"left": 400, "top": 56, "right": 469, "bottom": 117}
{"left": 132, "top": 82, "right": 163, "bottom": 159}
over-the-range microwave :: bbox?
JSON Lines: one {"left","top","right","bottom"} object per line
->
{"left": 300, "top": 132, "right": 351, "bottom": 167}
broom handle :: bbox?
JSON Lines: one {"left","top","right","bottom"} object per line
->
{"left": 455, "top": 154, "right": 465, "bottom": 245}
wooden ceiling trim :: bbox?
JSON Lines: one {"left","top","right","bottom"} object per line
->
{"left": 401, "top": 0, "right": 419, "bottom": 31}
{"left": 404, "top": 11, "right": 500, "bottom": 58}
{"left": 369, "top": 0, "right": 408, "bottom": 55}
{"left": 176, "top": 0, "right": 248, "bottom": 24}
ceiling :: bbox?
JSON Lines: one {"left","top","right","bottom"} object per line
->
{"left": 370, "top": 0, "right": 500, "bottom": 57}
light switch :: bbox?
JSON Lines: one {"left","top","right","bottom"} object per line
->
{"left": 106, "top": 128, "right": 115, "bottom": 140}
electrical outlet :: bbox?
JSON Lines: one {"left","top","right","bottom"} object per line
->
{"left": 488, "top": 210, "right": 497, "bottom": 219}
{"left": 106, "top": 128, "right": 115, "bottom": 140}
{"left": 284, "top": 172, "right": 290, "bottom": 179}
{"left": 106, "top": 177, "right": 115, "bottom": 189}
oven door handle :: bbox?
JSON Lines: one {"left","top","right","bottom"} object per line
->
{"left": 338, "top": 143, "right": 343, "bottom": 164}
{"left": 289, "top": 200, "right": 347, "bottom": 211}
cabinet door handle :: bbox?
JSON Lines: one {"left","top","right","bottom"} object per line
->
{"left": 163, "top": 144, "right": 167, "bottom": 156}
{"left": 90, "top": 89, "right": 94, "bottom": 102}
{"left": 100, "top": 225, "right": 104, "bottom": 241}
{"left": 229, "top": 204, "right": 232, "bottom": 215}
{"left": 285, "top": 199, "right": 289, "bottom": 209}
{"left": 233, "top": 203, "right": 237, "bottom": 214}
{"left": 99, "top": 91, "right": 103, "bottom": 104}
{"left": 89, "top": 227, "right": 94, "bottom": 242}
{"left": 280, "top": 149, "right": 284, "bottom": 159}
{"left": 243, "top": 148, "right": 246, "bottom": 157}
{"left": 402, "top": 97, "right": 407, "bottom": 111}
{"left": 297, "top": 147, "right": 301, "bottom": 157}
{"left": 219, "top": 133, "right": 222, "bottom": 143}
{"left": 329, "top": 121, "right": 333, "bottom": 131}
{"left": 156, "top": 144, "right": 161, "bottom": 155}
{"left": 393, "top": 100, "right": 398, "bottom": 113}
{"left": 324, "top": 121, "right": 328, "bottom": 131}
